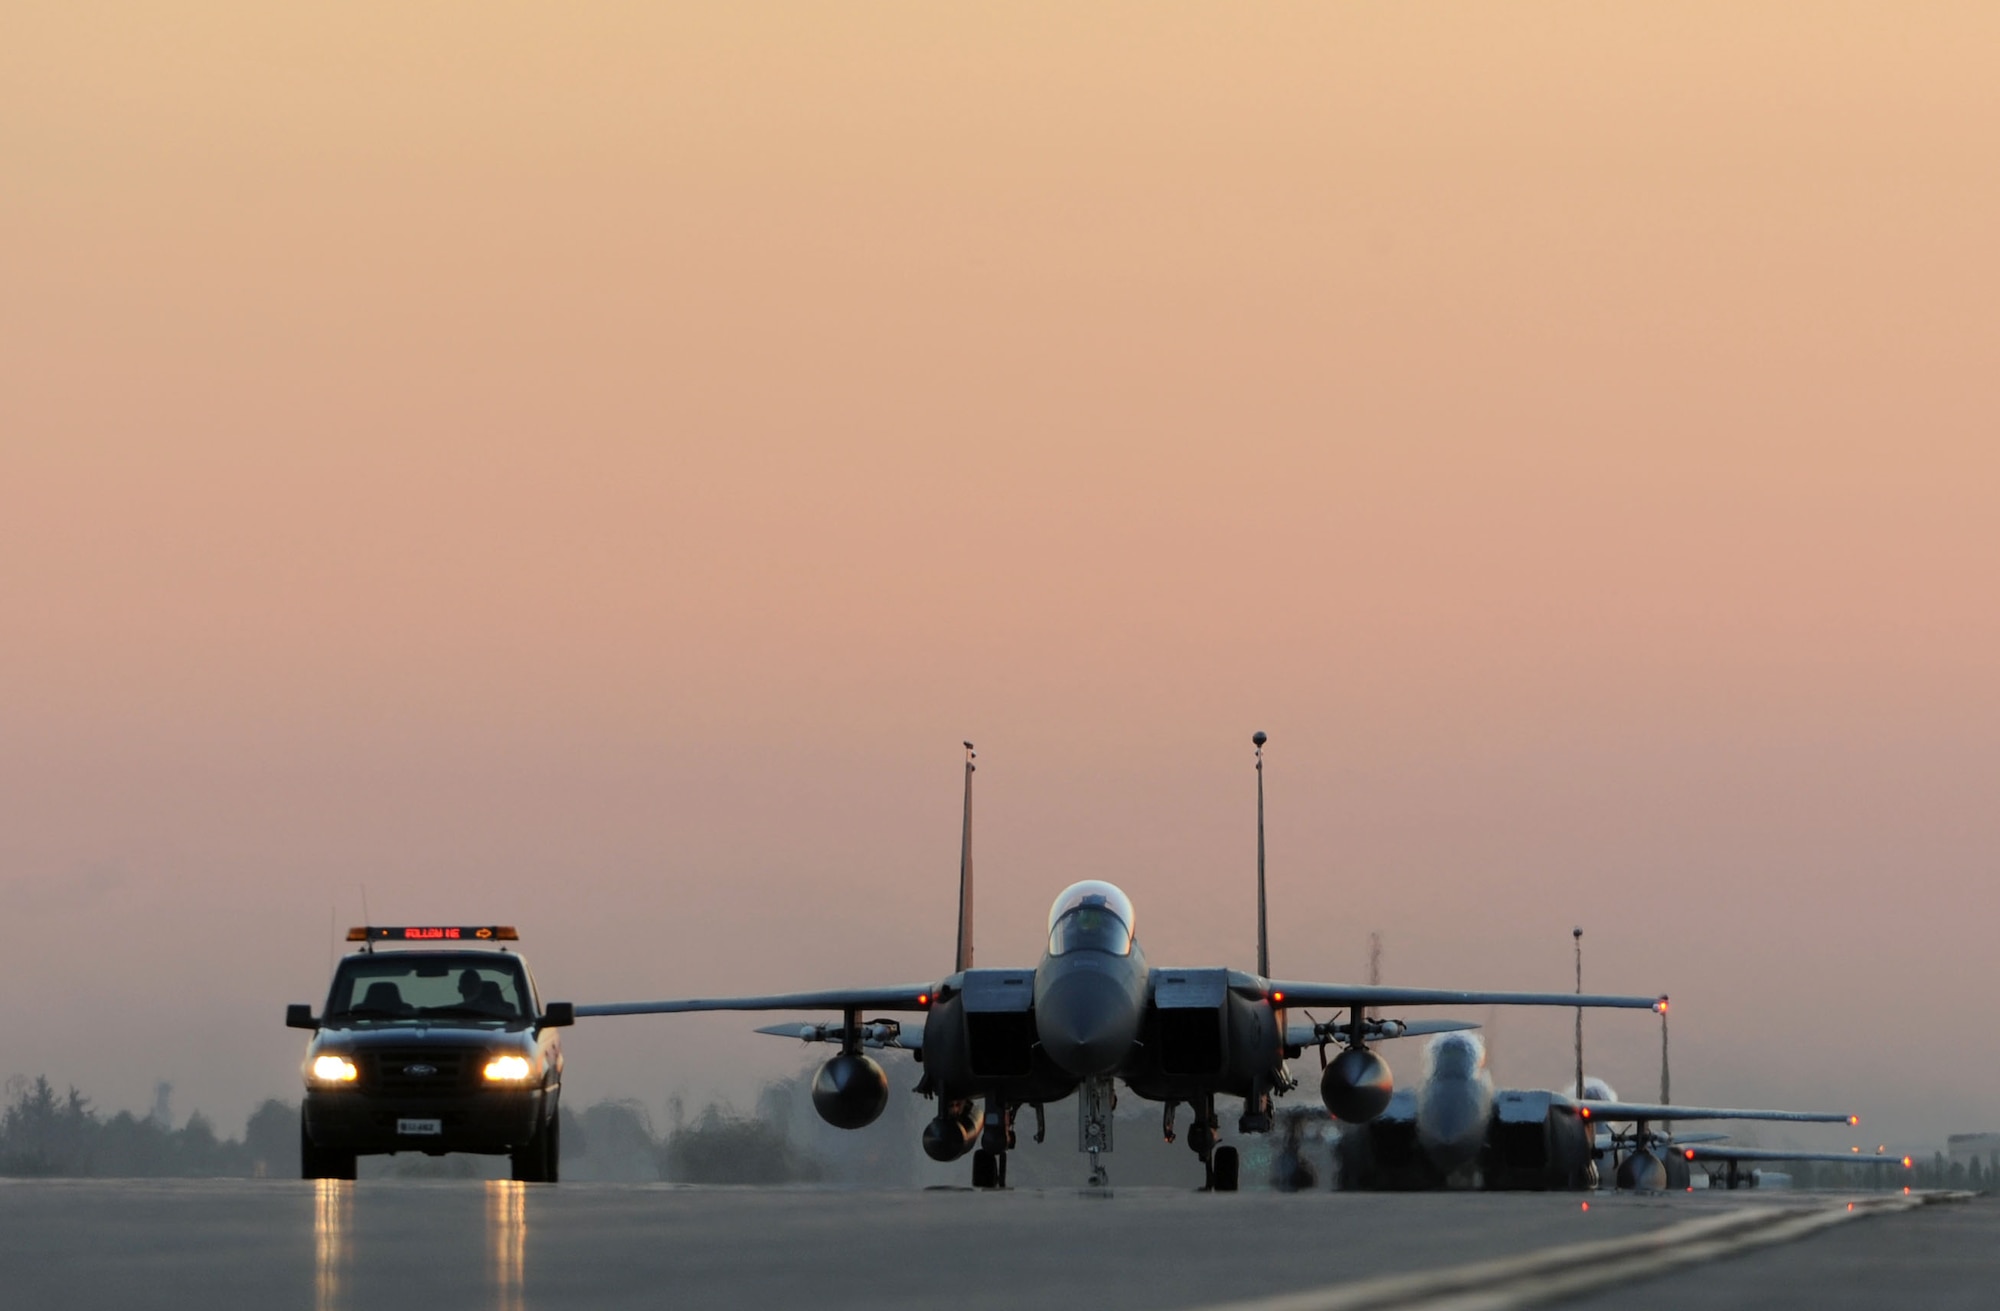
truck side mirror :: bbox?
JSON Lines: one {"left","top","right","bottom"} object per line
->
{"left": 286, "top": 1004, "right": 320, "bottom": 1030}
{"left": 540, "top": 1002, "right": 575, "bottom": 1029}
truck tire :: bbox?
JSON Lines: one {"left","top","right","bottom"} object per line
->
{"left": 511, "top": 1109, "right": 558, "bottom": 1183}
{"left": 300, "top": 1115, "right": 357, "bottom": 1181}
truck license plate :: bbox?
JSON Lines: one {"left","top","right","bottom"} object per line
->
{"left": 397, "top": 1119, "right": 443, "bottom": 1136}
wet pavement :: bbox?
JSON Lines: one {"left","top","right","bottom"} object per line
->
{"left": 0, "top": 1179, "right": 1970, "bottom": 1311}
{"left": 1560, "top": 1193, "right": 1998, "bottom": 1311}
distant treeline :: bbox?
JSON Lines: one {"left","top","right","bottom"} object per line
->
{"left": 8, "top": 1071, "right": 1963, "bottom": 1192}
{"left": 1855, "top": 1152, "right": 1995, "bottom": 1193}
{"left": 0, "top": 1076, "right": 298, "bottom": 1178}
{"left": 0, "top": 1067, "right": 1339, "bottom": 1189}
{"left": 0, "top": 1072, "right": 830, "bottom": 1183}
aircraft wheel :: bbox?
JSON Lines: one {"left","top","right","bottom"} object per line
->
{"left": 1212, "top": 1145, "right": 1240, "bottom": 1193}
{"left": 971, "top": 1149, "right": 997, "bottom": 1189}
{"left": 300, "top": 1116, "right": 357, "bottom": 1181}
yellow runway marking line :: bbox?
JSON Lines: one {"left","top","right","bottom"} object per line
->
{"left": 1191, "top": 1193, "right": 1971, "bottom": 1311}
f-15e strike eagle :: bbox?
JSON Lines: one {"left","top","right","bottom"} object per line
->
{"left": 1679, "top": 1142, "right": 1913, "bottom": 1191}
{"left": 1333, "top": 1033, "right": 1886, "bottom": 1192}
{"left": 578, "top": 736, "right": 1663, "bottom": 1189}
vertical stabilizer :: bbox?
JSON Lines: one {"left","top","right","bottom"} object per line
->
{"left": 1253, "top": 731, "right": 1269, "bottom": 978}
{"left": 1367, "top": 930, "right": 1383, "bottom": 1022}
{"left": 1572, "top": 927, "right": 1585, "bottom": 1100}
{"left": 1659, "top": 999, "right": 1671, "bottom": 1105}
{"left": 956, "top": 742, "right": 976, "bottom": 972}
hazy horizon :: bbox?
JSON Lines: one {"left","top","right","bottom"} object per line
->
{"left": 4, "top": 3, "right": 1996, "bottom": 1155}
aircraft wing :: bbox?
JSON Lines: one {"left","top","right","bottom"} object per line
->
{"left": 1580, "top": 1102, "right": 1856, "bottom": 1125}
{"left": 1682, "top": 1144, "right": 1911, "bottom": 1168}
{"left": 575, "top": 984, "right": 936, "bottom": 1018}
{"left": 1282, "top": 1017, "right": 1479, "bottom": 1048}
{"left": 1266, "top": 982, "right": 1662, "bottom": 1012}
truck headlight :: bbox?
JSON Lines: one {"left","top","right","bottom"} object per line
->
{"left": 311, "top": 1055, "right": 359, "bottom": 1083}
{"left": 483, "top": 1055, "right": 534, "bottom": 1082}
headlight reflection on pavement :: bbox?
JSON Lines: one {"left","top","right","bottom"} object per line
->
{"left": 314, "top": 1179, "right": 351, "bottom": 1311}
{"left": 488, "top": 1180, "right": 527, "bottom": 1311}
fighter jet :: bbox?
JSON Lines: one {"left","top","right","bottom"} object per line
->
{"left": 1332, "top": 1035, "right": 1864, "bottom": 1192}
{"left": 1577, "top": 1085, "right": 1861, "bottom": 1190}
{"left": 1679, "top": 1142, "right": 1914, "bottom": 1191}
{"left": 577, "top": 737, "right": 1664, "bottom": 1189}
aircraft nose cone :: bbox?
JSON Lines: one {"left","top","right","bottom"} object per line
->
{"left": 1616, "top": 1146, "right": 1669, "bottom": 1192}
{"left": 1037, "top": 969, "right": 1139, "bottom": 1078}
{"left": 1416, "top": 1081, "right": 1493, "bottom": 1175}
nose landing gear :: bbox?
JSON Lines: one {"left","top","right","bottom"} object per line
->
{"left": 1079, "top": 1076, "right": 1115, "bottom": 1187}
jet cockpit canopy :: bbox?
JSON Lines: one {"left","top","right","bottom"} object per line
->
{"left": 1046, "top": 880, "right": 1135, "bottom": 957}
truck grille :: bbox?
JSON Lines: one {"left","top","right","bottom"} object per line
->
{"left": 361, "top": 1048, "right": 477, "bottom": 1097}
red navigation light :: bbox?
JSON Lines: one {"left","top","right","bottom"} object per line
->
{"left": 1580, "top": 1202, "right": 1590, "bottom": 1212}
{"left": 1656, "top": 998, "right": 1669, "bottom": 1015}
{"left": 1847, "top": 1115, "right": 1860, "bottom": 1126}
{"left": 1684, "top": 1149, "right": 1696, "bottom": 1160}
{"left": 917, "top": 993, "right": 931, "bottom": 1008}
{"left": 1579, "top": 1107, "right": 1591, "bottom": 1119}
{"left": 1903, "top": 1157, "right": 1914, "bottom": 1168}
{"left": 1271, "top": 991, "right": 1285, "bottom": 1005}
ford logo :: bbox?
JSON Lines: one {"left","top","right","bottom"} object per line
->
{"left": 403, "top": 1063, "right": 438, "bottom": 1077}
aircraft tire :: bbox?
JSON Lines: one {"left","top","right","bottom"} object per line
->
{"left": 300, "top": 1116, "right": 357, "bottom": 1181}
{"left": 1212, "top": 1146, "right": 1240, "bottom": 1193}
{"left": 971, "top": 1149, "right": 997, "bottom": 1189}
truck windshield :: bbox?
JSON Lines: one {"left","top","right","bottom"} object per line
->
{"left": 324, "top": 954, "right": 533, "bottom": 1025}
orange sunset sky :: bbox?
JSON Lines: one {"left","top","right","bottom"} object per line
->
{"left": 3, "top": 3, "right": 1997, "bottom": 1148}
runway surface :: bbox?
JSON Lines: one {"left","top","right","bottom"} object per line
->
{"left": 0, "top": 1179, "right": 1983, "bottom": 1311}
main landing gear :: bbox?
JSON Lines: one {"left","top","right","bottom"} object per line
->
{"left": 1170, "top": 1095, "right": 1239, "bottom": 1192}
{"left": 971, "top": 1101, "right": 1022, "bottom": 1189}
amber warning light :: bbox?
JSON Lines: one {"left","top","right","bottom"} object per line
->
{"left": 347, "top": 926, "right": 519, "bottom": 942}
